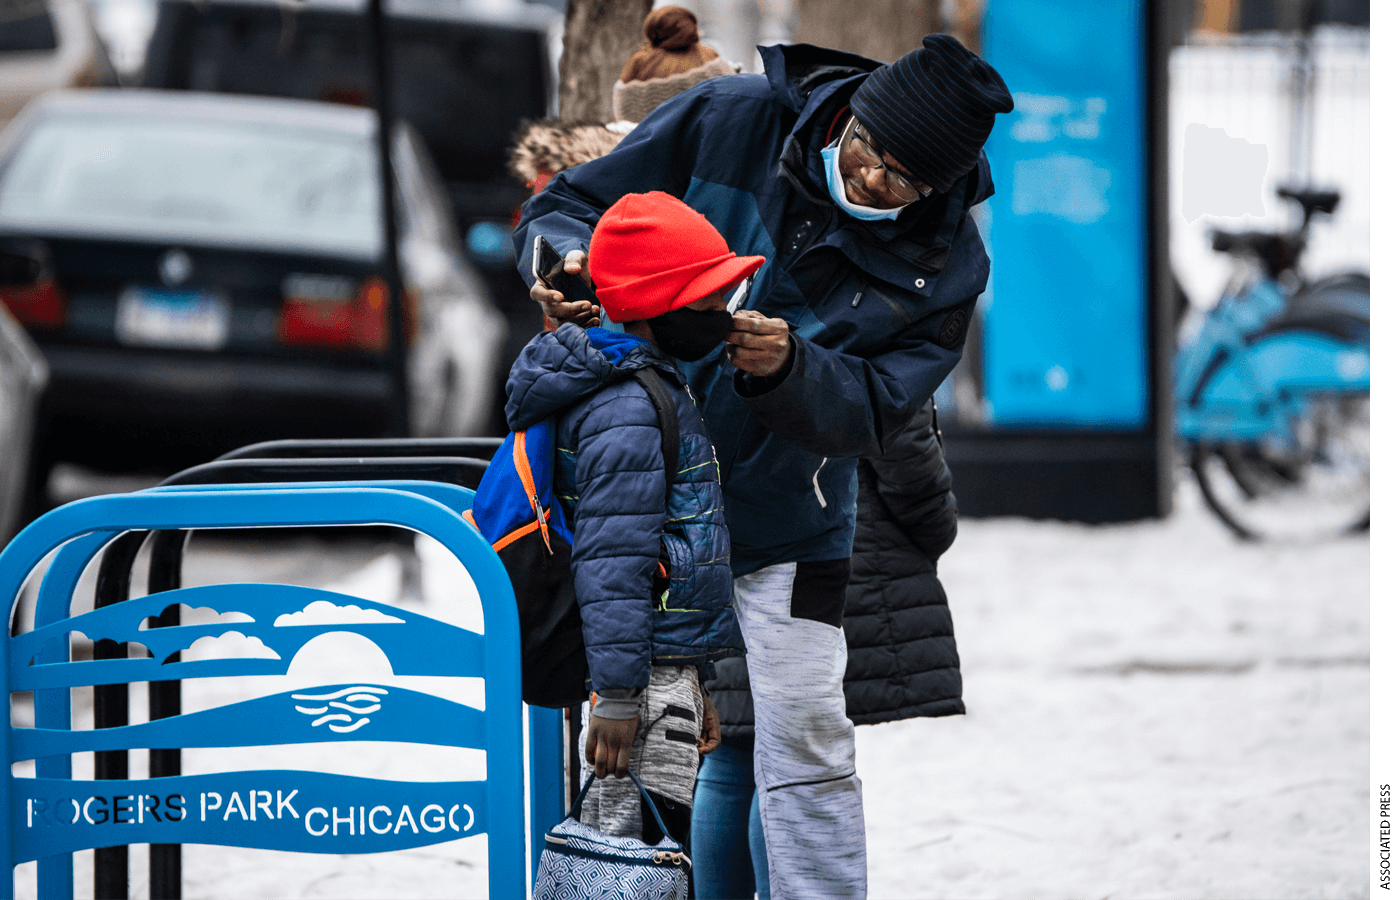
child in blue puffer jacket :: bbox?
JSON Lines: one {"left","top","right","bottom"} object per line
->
{"left": 503, "top": 191, "right": 760, "bottom": 853}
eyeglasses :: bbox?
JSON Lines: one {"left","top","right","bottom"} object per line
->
{"left": 846, "top": 120, "right": 933, "bottom": 205}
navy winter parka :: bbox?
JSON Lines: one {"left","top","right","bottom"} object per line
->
{"left": 514, "top": 42, "right": 998, "bottom": 577}
{"left": 503, "top": 324, "right": 742, "bottom": 695}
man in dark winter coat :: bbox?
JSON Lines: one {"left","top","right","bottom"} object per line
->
{"left": 515, "top": 33, "right": 1012, "bottom": 900}
{"left": 693, "top": 400, "right": 961, "bottom": 899}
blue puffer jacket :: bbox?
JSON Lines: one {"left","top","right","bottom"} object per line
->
{"left": 503, "top": 324, "right": 742, "bottom": 694}
{"left": 514, "top": 42, "right": 998, "bottom": 577}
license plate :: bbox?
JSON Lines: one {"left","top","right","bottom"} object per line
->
{"left": 115, "top": 287, "right": 231, "bottom": 350}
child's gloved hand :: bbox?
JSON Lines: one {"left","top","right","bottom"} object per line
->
{"left": 698, "top": 693, "right": 721, "bottom": 755}
{"left": 586, "top": 713, "right": 640, "bottom": 778}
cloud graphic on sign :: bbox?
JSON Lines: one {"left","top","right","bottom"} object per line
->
{"left": 292, "top": 685, "right": 387, "bottom": 733}
{"left": 273, "top": 601, "right": 404, "bottom": 628}
{"left": 176, "top": 631, "right": 280, "bottom": 662}
{"left": 139, "top": 604, "right": 253, "bottom": 630}
{"left": 44, "top": 633, "right": 154, "bottom": 666}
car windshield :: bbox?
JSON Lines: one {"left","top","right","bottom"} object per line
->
{"left": 0, "top": 111, "right": 381, "bottom": 257}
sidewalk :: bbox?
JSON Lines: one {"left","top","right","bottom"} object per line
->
{"left": 862, "top": 478, "right": 1368, "bottom": 899}
{"left": 19, "top": 476, "right": 1366, "bottom": 898}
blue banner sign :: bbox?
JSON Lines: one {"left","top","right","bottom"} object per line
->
{"left": 981, "top": 0, "right": 1149, "bottom": 428}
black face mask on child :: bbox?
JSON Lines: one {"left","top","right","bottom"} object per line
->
{"left": 648, "top": 307, "right": 734, "bottom": 362}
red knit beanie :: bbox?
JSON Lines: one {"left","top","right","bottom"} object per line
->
{"left": 589, "top": 192, "right": 765, "bottom": 322}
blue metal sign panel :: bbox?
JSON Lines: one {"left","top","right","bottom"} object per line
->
{"left": 981, "top": 0, "right": 1150, "bottom": 427}
{"left": 0, "top": 486, "right": 532, "bottom": 900}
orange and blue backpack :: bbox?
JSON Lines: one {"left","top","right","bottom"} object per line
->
{"left": 468, "top": 366, "right": 679, "bottom": 708}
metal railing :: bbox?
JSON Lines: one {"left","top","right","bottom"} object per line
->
{"left": 43, "top": 436, "right": 565, "bottom": 900}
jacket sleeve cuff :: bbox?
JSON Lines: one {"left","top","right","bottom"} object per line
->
{"left": 591, "top": 690, "right": 643, "bottom": 720}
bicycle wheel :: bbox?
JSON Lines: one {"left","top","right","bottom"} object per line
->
{"left": 1191, "top": 392, "right": 1369, "bottom": 541}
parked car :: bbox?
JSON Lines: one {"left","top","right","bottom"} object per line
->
{"left": 0, "top": 88, "right": 506, "bottom": 487}
{"left": 0, "top": 301, "right": 46, "bottom": 542}
{"left": 140, "top": 0, "right": 558, "bottom": 433}
{"left": 1, "top": 0, "right": 120, "bottom": 128}
{"left": 141, "top": 0, "right": 553, "bottom": 232}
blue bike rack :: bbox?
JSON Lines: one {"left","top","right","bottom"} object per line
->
{"left": 0, "top": 484, "right": 556, "bottom": 899}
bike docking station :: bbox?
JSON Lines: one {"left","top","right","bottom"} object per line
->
{"left": 1174, "top": 190, "right": 1370, "bottom": 541}
{"left": 0, "top": 438, "right": 568, "bottom": 899}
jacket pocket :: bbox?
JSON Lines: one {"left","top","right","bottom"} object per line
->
{"left": 656, "top": 531, "right": 693, "bottom": 611}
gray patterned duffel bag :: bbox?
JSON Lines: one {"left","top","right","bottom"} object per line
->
{"left": 532, "top": 771, "right": 689, "bottom": 900}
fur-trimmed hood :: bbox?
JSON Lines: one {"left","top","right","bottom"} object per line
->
{"left": 507, "top": 121, "right": 627, "bottom": 186}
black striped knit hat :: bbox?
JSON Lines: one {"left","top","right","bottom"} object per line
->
{"left": 849, "top": 34, "right": 1014, "bottom": 196}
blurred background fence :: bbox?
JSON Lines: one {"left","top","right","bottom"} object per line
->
{"left": 54, "top": 0, "right": 1375, "bottom": 308}
{"left": 1170, "top": 25, "right": 1369, "bottom": 308}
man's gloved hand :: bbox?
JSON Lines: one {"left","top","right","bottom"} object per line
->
{"left": 698, "top": 692, "right": 721, "bottom": 755}
{"left": 585, "top": 712, "right": 640, "bottom": 778}
{"left": 530, "top": 249, "right": 600, "bottom": 329}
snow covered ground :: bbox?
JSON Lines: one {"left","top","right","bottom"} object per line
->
{"left": 12, "top": 475, "right": 1369, "bottom": 898}
{"left": 863, "top": 478, "right": 1369, "bottom": 900}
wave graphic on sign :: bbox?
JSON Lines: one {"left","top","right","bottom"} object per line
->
{"left": 291, "top": 686, "right": 388, "bottom": 733}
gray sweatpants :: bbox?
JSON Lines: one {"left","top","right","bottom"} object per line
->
{"left": 734, "top": 562, "right": 866, "bottom": 900}
{"left": 578, "top": 666, "right": 704, "bottom": 839}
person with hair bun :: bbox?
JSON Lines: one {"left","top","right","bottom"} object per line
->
{"left": 506, "top": 5, "right": 738, "bottom": 341}
{"left": 613, "top": 5, "right": 736, "bottom": 126}
{"left": 508, "top": 6, "right": 736, "bottom": 207}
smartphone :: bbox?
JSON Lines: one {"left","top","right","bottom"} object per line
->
{"left": 726, "top": 275, "right": 754, "bottom": 313}
{"left": 532, "top": 234, "right": 599, "bottom": 309}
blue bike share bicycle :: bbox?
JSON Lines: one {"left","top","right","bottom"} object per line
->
{"left": 1176, "top": 186, "right": 1369, "bottom": 541}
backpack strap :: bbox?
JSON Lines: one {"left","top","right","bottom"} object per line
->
{"left": 633, "top": 366, "right": 680, "bottom": 489}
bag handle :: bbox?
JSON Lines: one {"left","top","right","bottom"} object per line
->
{"left": 567, "top": 769, "right": 682, "bottom": 845}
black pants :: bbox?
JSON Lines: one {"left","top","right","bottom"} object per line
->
{"left": 642, "top": 791, "right": 694, "bottom": 899}
{"left": 642, "top": 789, "right": 692, "bottom": 848}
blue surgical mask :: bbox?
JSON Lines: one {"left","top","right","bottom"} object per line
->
{"left": 821, "top": 129, "right": 907, "bottom": 222}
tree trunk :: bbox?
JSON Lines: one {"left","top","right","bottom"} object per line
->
{"left": 793, "top": 0, "right": 944, "bottom": 63}
{"left": 558, "top": 0, "right": 654, "bottom": 123}
{"left": 949, "top": 0, "right": 983, "bottom": 54}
